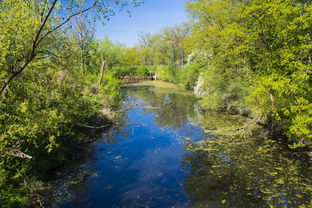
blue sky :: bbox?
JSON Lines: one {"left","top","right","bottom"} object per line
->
{"left": 95, "top": 0, "right": 188, "bottom": 47}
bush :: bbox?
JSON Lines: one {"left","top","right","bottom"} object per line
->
{"left": 0, "top": 63, "right": 122, "bottom": 206}
{"left": 247, "top": 73, "right": 312, "bottom": 148}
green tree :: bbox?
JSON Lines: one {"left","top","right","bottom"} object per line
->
{"left": 0, "top": 0, "right": 142, "bottom": 99}
{"left": 0, "top": 0, "right": 142, "bottom": 206}
{"left": 186, "top": 0, "right": 312, "bottom": 147}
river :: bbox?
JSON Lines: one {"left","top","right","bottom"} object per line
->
{"left": 57, "top": 83, "right": 311, "bottom": 208}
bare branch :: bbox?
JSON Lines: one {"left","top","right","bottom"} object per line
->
{"left": 32, "top": 0, "right": 58, "bottom": 57}
{"left": 75, "top": 123, "right": 110, "bottom": 129}
{"left": 0, "top": 0, "right": 59, "bottom": 99}
{"left": 2, "top": 148, "right": 32, "bottom": 159}
{"left": 36, "top": 4, "right": 96, "bottom": 47}
{"left": 98, "top": 60, "right": 106, "bottom": 87}
{"left": 1, "top": 0, "right": 99, "bottom": 99}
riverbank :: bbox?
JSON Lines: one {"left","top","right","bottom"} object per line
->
{"left": 54, "top": 83, "right": 311, "bottom": 207}
{"left": 19, "top": 81, "right": 310, "bottom": 207}
{"left": 126, "top": 81, "right": 312, "bottom": 161}
{"left": 24, "top": 109, "right": 117, "bottom": 207}
{"left": 124, "top": 80, "right": 192, "bottom": 93}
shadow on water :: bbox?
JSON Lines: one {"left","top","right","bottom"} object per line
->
{"left": 56, "top": 85, "right": 312, "bottom": 208}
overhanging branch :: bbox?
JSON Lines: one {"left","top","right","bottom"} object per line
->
{"left": 36, "top": 3, "right": 96, "bottom": 47}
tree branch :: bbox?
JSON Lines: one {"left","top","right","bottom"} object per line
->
{"left": 36, "top": 4, "right": 96, "bottom": 47}
{"left": 75, "top": 123, "right": 110, "bottom": 129}
{"left": 32, "top": 0, "right": 58, "bottom": 57}
{"left": 1, "top": 148, "right": 32, "bottom": 159}
{"left": 0, "top": 0, "right": 100, "bottom": 99}
{"left": 0, "top": 0, "right": 58, "bottom": 98}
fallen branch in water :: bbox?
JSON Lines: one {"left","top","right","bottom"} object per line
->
{"left": 2, "top": 149, "right": 32, "bottom": 159}
{"left": 235, "top": 115, "right": 263, "bottom": 131}
{"left": 75, "top": 123, "right": 110, "bottom": 129}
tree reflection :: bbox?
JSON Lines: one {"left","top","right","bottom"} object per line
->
{"left": 123, "top": 86, "right": 197, "bottom": 128}
{"left": 183, "top": 136, "right": 312, "bottom": 207}
{"left": 122, "top": 86, "right": 312, "bottom": 207}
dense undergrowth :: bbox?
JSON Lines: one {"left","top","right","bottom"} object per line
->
{"left": 0, "top": 46, "right": 121, "bottom": 207}
{"left": 0, "top": 1, "right": 131, "bottom": 207}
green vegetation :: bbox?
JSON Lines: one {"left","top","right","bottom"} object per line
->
{"left": 85, "top": 0, "right": 312, "bottom": 149}
{"left": 0, "top": 0, "right": 141, "bottom": 207}
{"left": 1, "top": 0, "right": 311, "bottom": 207}
{"left": 185, "top": 0, "right": 312, "bottom": 149}
{"left": 184, "top": 132, "right": 312, "bottom": 207}
{"left": 121, "top": 0, "right": 312, "bottom": 149}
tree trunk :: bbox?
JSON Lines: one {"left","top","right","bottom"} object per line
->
{"left": 98, "top": 60, "right": 106, "bottom": 88}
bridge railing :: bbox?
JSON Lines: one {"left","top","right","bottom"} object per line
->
{"left": 120, "top": 76, "right": 153, "bottom": 84}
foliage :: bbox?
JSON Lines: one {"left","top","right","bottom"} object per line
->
{"left": 0, "top": 0, "right": 140, "bottom": 206}
{"left": 154, "top": 65, "right": 178, "bottom": 82}
{"left": 96, "top": 38, "right": 128, "bottom": 68}
{"left": 0, "top": 0, "right": 143, "bottom": 99}
{"left": 186, "top": 0, "right": 312, "bottom": 148}
{"left": 0, "top": 61, "right": 106, "bottom": 207}
{"left": 136, "top": 25, "right": 189, "bottom": 65}
{"left": 176, "top": 52, "right": 208, "bottom": 90}
{"left": 99, "top": 71, "right": 121, "bottom": 108}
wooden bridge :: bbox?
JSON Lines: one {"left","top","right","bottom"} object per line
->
{"left": 121, "top": 74, "right": 157, "bottom": 84}
{"left": 121, "top": 76, "right": 152, "bottom": 84}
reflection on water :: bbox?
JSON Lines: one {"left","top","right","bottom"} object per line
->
{"left": 125, "top": 86, "right": 198, "bottom": 128}
{"left": 184, "top": 136, "right": 312, "bottom": 208}
{"left": 58, "top": 85, "right": 312, "bottom": 208}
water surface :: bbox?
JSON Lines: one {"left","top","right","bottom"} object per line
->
{"left": 58, "top": 85, "right": 311, "bottom": 208}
